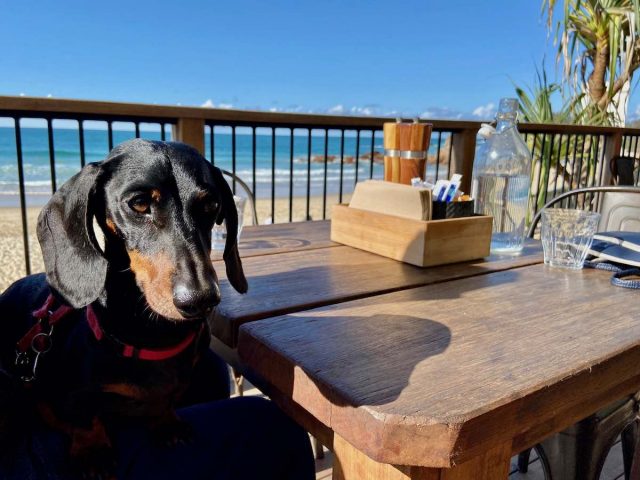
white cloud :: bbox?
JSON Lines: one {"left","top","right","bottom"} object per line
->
{"left": 419, "top": 106, "right": 465, "bottom": 120}
{"left": 19, "top": 92, "right": 25, "bottom": 97}
{"left": 46, "top": 93, "right": 52, "bottom": 98}
{"left": 350, "top": 106, "right": 376, "bottom": 116}
{"left": 634, "top": 104, "right": 640, "bottom": 117}
{"left": 326, "top": 104, "right": 379, "bottom": 116}
{"left": 472, "top": 102, "right": 496, "bottom": 118}
{"left": 200, "top": 99, "right": 234, "bottom": 109}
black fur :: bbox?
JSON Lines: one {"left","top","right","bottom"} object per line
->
{"left": 0, "top": 140, "right": 246, "bottom": 478}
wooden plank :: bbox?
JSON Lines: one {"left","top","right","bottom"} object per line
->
{"left": 332, "top": 433, "right": 437, "bottom": 480}
{"left": 211, "top": 220, "right": 335, "bottom": 260}
{"left": 238, "top": 265, "right": 640, "bottom": 468}
{"left": 1, "top": 96, "right": 638, "bottom": 134}
{"left": 173, "top": 118, "right": 205, "bottom": 154}
{"left": 450, "top": 129, "right": 476, "bottom": 194}
{"left": 333, "top": 434, "right": 511, "bottom": 480}
{"left": 211, "top": 240, "right": 543, "bottom": 347}
{"left": 602, "top": 130, "right": 623, "bottom": 187}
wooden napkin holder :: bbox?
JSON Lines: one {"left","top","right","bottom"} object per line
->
{"left": 331, "top": 204, "right": 492, "bottom": 267}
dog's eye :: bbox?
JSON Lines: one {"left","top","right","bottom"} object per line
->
{"left": 202, "top": 200, "right": 219, "bottom": 215}
{"left": 128, "top": 195, "right": 151, "bottom": 215}
{"left": 195, "top": 193, "right": 218, "bottom": 216}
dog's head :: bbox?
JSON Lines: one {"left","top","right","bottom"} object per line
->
{"left": 37, "top": 139, "right": 247, "bottom": 320}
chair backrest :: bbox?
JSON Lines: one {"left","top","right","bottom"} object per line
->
{"left": 598, "top": 192, "right": 640, "bottom": 231}
{"left": 597, "top": 157, "right": 640, "bottom": 231}
{"left": 527, "top": 186, "right": 640, "bottom": 238}
{"left": 221, "top": 169, "right": 259, "bottom": 226}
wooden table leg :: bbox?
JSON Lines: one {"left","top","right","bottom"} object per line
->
{"left": 332, "top": 434, "right": 512, "bottom": 480}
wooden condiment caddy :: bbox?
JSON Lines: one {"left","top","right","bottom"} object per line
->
{"left": 330, "top": 181, "right": 492, "bottom": 268}
{"left": 331, "top": 205, "right": 492, "bottom": 267}
{"left": 383, "top": 120, "right": 432, "bottom": 184}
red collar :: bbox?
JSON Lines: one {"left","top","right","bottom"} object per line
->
{"left": 19, "top": 294, "right": 203, "bottom": 362}
{"left": 86, "top": 304, "right": 203, "bottom": 361}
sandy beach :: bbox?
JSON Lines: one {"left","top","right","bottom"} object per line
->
{"left": 0, "top": 194, "right": 350, "bottom": 292}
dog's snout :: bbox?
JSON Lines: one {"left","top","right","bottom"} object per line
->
{"left": 172, "top": 282, "right": 220, "bottom": 319}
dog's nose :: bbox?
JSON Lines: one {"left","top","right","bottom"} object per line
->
{"left": 172, "top": 283, "right": 221, "bottom": 319}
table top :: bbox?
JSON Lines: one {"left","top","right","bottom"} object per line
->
{"left": 238, "top": 264, "right": 640, "bottom": 468}
{"left": 211, "top": 221, "right": 543, "bottom": 347}
{"left": 211, "top": 220, "right": 336, "bottom": 260}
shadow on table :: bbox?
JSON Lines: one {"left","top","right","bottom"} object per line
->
{"left": 242, "top": 313, "right": 450, "bottom": 408}
{"left": 238, "top": 267, "right": 520, "bottom": 408}
{"left": 295, "top": 313, "right": 452, "bottom": 407}
{"left": 217, "top": 261, "right": 522, "bottom": 348}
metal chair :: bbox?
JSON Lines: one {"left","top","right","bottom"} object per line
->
{"left": 218, "top": 170, "right": 258, "bottom": 397}
{"left": 527, "top": 185, "right": 640, "bottom": 238}
{"left": 518, "top": 157, "right": 640, "bottom": 479}
{"left": 221, "top": 169, "right": 258, "bottom": 226}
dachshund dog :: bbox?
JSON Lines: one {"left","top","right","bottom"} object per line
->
{"left": 0, "top": 139, "right": 247, "bottom": 478}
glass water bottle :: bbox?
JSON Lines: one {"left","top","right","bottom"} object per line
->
{"left": 471, "top": 98, "right": 532, "bottom": 254}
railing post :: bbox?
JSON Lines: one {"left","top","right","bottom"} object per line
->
{"left": 602, "top": 129, "right": 623, "bottom": 185}
{"left": 173, "top": 117, "right": 205, "bottom": 154}
{"left": 450, "top": 128, "right": 477, "bottom": 194}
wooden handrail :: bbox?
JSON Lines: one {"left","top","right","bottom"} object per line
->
{"left": 2, "top": 95, "right": 640, "bottom": 135}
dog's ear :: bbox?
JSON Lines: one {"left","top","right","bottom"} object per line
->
{"left": 37, "top": 162, "right": 108, "bottom": 307}
{"left": 210, "top": 166, "right": 248, "bottom": 294}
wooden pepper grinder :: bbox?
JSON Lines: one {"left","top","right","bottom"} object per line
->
{"left": 383, "top": 120, "right": 432, "bottom": 185}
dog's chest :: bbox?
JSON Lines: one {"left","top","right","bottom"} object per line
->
{"left": 36, "top": 319, "right": 192, "bottom": 418}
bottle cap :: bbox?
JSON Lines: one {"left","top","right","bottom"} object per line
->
{"left": 498, "top": 98, "right": 518, "bottom": 113}
{"left": 496, "top": 98, "right": 519, "bottom": 122}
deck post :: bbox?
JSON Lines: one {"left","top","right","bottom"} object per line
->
{"left": 602, "top": 129, "right": 624, "bottom": 186}
{"left": 173, "top": 117, "right": 205, "bottom": 154}
{"left": 450, "top": 128, "right": 477, "bottom": 194}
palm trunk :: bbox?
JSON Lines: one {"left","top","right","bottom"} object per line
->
{"left": 587, "top": 38, "right": 609, "bottom": 106}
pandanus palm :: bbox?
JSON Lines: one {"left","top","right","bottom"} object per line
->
{"left": 543, "top": 0, "right": 640, "bottom": 125}
{"left": 515, "top": 67, "right": 594, "bottom": 214}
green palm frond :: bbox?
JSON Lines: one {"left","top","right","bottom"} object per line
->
{"left": 541, "top": 0, "right": 639, "bottom": 124}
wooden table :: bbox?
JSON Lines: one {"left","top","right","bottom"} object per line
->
{"left": 210, "top": 221, "right": 543, "bottom": 355}
{"left": 211, "top": 220, "right": 338, "bottom": 260}
{"left": 238, "top": 263, "right": 640, "bottom": 479}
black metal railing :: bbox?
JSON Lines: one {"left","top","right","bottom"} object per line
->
{"left": 205, "top": 121, "right": 456, "bottom": 223}
{"left": 521, "top": 130, "right": 609, "bottom": 215}
{"left": 1, "top": 96, "right": 639, "bottom": 288}
{"left": 622, "top": 133, "right": 640, "bottom": 185}
{"left": 0, "top": 110, "right": 174, "bottom": 277}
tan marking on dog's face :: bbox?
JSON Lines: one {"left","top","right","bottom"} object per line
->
{"left": 150, "top": 189, "right": 161, "bottom": 202}
{"left": 128, "top": 249, "right": 183, "bottom": 320}
{"left": 105, "top": 218, "right": 117, "bottom": 234}
{"left": 194, "top": 190, "right": 209, "bottom": 201}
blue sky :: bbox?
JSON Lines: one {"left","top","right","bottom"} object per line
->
{"left": 1, "top": 0, "right": 638, "bottom": 120}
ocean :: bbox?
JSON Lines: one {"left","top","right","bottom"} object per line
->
{"left": 0, "top": 126, "right": 446, "bottom": 207}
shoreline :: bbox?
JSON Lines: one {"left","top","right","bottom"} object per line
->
{"left": 0, "top": 193, "right": 350, "bottom": 292}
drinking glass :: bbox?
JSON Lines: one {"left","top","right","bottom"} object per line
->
{"left": 540, "top": 208, "right": 600, "bottom": 270}
{"left": 212, "top": 195, "right": 247, "bottom": 250}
